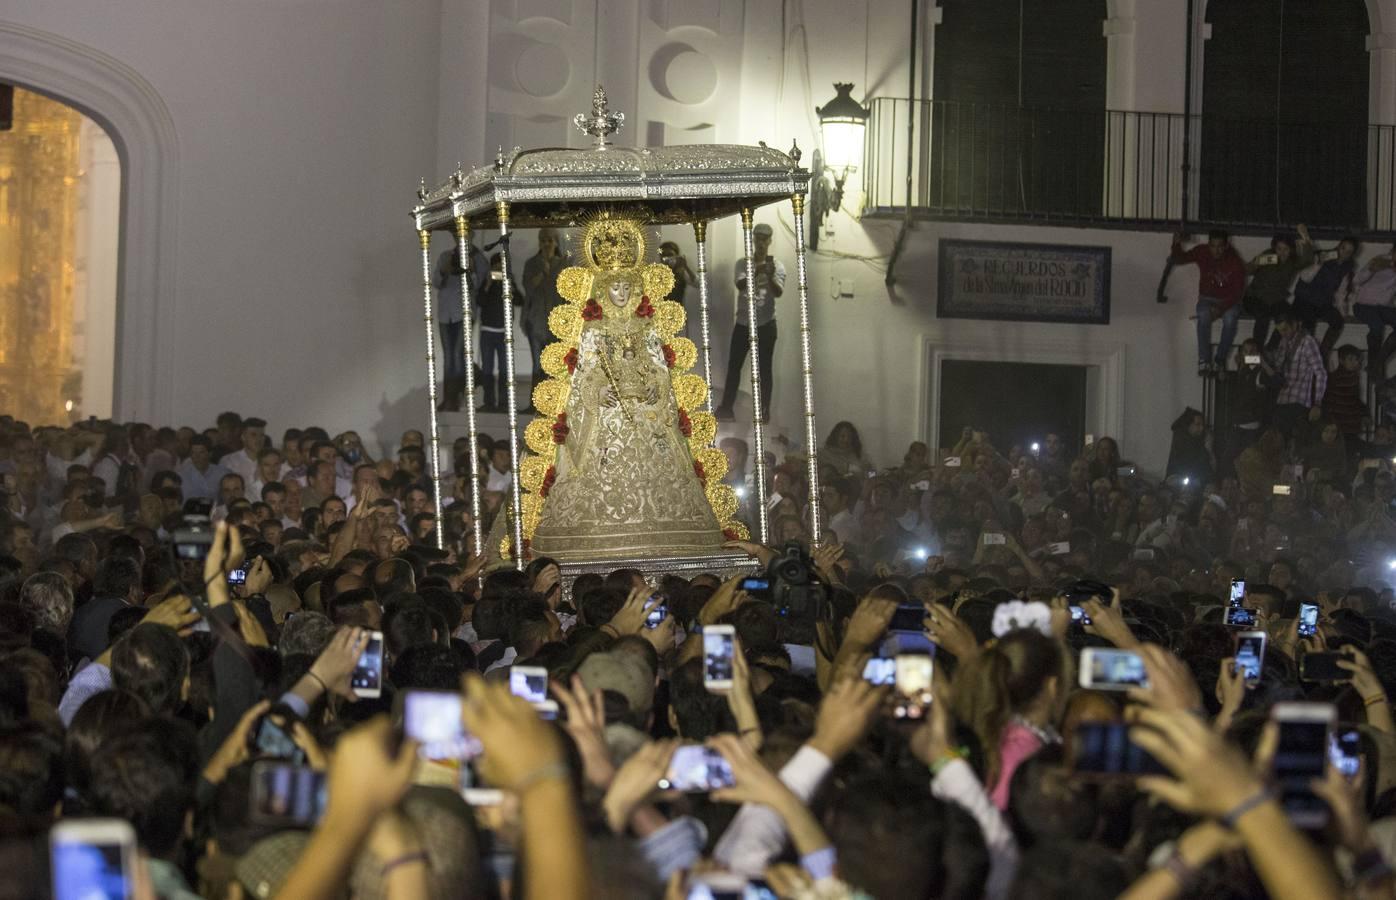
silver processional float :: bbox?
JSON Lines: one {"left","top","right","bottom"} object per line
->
{"left": 410, "top": 86, "right": 823, "bottom": 583}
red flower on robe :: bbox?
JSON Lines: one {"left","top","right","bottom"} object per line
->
{"left": 564, "top": 348, "right": 578, "bottom": 374}
{"left": 635, "top": 295, "right": 656, "bottom": 318}
{"left": 677, "top": 409, "right": 692, "bottom": 437}
{"left": 552, "top": 413, "right": 569, "bottom": 444}
{"left": 540, "top": 465, "right": 556, "bottom": 497}
{"left": 723, "top": 528, "right": 741, "bottom": 542}
{"left": 582, "top": 300, "right": 604, "bottom": 321}
{"left": 662, "top": 344, "right": 676, "bottom": 368}
{"left": 694, "top": 460, "right": 706, "bottom": 483}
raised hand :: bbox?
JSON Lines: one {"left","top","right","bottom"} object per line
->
{"left": 309, "top": 627, "right": 370, "bottom": 699}
{"left": 925, "top": 603, "right": 979, "bottom": 662}
{"left": 812, "top": 542, "right": 845, "bottom": 583}
{"left": 202, "top": 699, "right": 271, "bottom": 784}
{"left": 604, "top": 586, "right": 653, "bottom": 636}
{"left": 708, "top": 733, "right": 790, "bottom": 809}
{"left": 551, "top": 673, "right": 616, "bottom": 789}
{"left": 532, "top": 564, "right": 562, "bottom": 607}
{"left": 1337, "top": 645, "right": 1385, "bottom": 702}
{"left": 140, "top": 593, "right": 201, "bottom": 637}
{"left": 697, "top": 576, "right": 749, "bottom": 627}
{"left": 1215, "top": 656, "right": 1247, "bottom": 730}
{"left": 1309, "top": 764, "right": 1370, "bottom": 853}
{"left": 1083, "top": 589, "right": 1138, "bottom": 649}
{"left": 203, "top": 521, "right": 245, "bottom": 608}
{"left": 241, "top": 556, "right": 274, "bottom": 596}
{"left": 808, "top": 678, "right": 887, "bottom": 762}
{"left": 1127, "top": 644, "right": 1203, "bottom": 714}
{"left": 1129, "top": 705, "right": 1263, "bottom": 818}
{"left": 323, "top": 717, "right": 420, "bottom": 823}
{"left": 601, "top": 739, "right": 679, "bottom": 832}
{"left": 842, "top": 592, "right": 899, "bottom": 652}
{"left": 722, "top": 539, "right": 776, "bottom": 566}
{"left": 460, "top": 673, "right": 568, "bottom": 792}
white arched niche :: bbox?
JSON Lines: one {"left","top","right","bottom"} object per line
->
{"left": 0, "top": 20, "right": 179, "bottom": 421}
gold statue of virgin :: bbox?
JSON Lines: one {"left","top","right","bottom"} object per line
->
{"left": 509, "top": 213, "right": 744, "bottom": 561}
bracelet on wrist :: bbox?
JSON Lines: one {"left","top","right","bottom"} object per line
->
{"left": 1364, "top": 694, "right": 1387, "bottom": 707}
{"left": 380, "top": 851, "right": 428, "bottom": 878}
{"left": 513, "top": 760, "right": 570, "bottom": 795}
{"left": 306, "top": 670, "right": 329, "bottom": 693}
{"left": 1220, "top": 787, "right": 1277, "bottom": 830}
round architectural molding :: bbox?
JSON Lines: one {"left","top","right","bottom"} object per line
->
{"left": 649, "top": 42, "right": 718, "bottom": 105}
{"left": 514, "top": 41, "right": 571, "bottom": 98}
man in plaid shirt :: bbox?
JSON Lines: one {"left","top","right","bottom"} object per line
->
{"left": 1265, "top": 309, "right": 1328, "bottom": 439}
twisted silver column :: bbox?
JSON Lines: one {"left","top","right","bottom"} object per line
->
{"left": 454, "top": 216, "right": 485, "bottom": 562}
{"left": 496, "top": 202, "right": 525, "bottom": 568}
{"left": 417, "top": 229, "right": 445, "bottom": 549}
{"left": 790, "top": 194, "right": 822, "bottom": 544}
{"left": 739, "top": 208, "right": 769, "bottom": 543}
{"left": 693, "top": 220, "right": 713, "bottom": 409}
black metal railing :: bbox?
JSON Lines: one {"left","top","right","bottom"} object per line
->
{"left": 863, "top": 97, "right": 1396, "bottom": 236}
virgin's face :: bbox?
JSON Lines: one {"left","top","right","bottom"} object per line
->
{"left": 608, "top": 280, "right": 633, "bottom": 307}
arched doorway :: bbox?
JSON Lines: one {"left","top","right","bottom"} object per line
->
{"left": 0, "top": 84, "right": 120, "bottom": 423}
{"left": 0, "top": 21, "right": 179, "bottom": 422}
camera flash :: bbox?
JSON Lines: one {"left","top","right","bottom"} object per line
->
{"left": 1388, "top": 559, "right": 1396, "bottom": 571}
{"left": 734, "top": 486, "right": 747, "bottom": 499}
{"left": 1183, "top": 477, "right": 1190, "bottom": 486}
{"left": 914, "top": 546, "right": 928, "bottom": 560}
{"left": 1031, "top": 442, "right": 1041, "bottom": 453}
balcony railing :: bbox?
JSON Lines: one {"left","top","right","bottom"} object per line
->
{"left": 863, "top": 97, "right": 1396, "bottom": 236}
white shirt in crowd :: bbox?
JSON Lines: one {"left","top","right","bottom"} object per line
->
{"left": 221, "top": 448, "right": 257, "bottom": 486}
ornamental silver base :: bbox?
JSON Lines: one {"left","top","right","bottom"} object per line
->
{"left": 558, "top": 550, "right": 760, "bottom": 605}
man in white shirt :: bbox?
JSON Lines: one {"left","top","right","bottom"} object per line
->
{"left": 485, "top": 444, "right": 513, "bottom": 494}
{"left": 822, "top": 477, "right": 863, "bottom": 552}
{"left": 220, "top": 417, "right": 267, "bottom": 486}
{"left": 248, "top": 447, "right": 285, "bottom": 501}
{"left": 176, "top": 436, "right": 230, "bottom": 502}
{"left": 715, "top": 222, "right": 786, "bottom": 423}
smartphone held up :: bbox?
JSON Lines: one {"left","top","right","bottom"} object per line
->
{"left": 51, "top": 819, "right": 137, "bottom": 900}
{"left": 703, "top": 625, "right": 735, "bottom": 693}
{"left": 351, "top": 630, "right": 384, "bottom": 699}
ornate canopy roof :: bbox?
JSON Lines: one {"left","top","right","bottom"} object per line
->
{"left": 413, "top": 86, "right": 810, "bottom": 232}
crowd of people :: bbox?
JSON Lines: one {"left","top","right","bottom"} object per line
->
{"left": 3, "top": 406, "right": 1396, "bottom": 898}
{"left": 1173, "top": 228, "right": 1396, "bottom": 391}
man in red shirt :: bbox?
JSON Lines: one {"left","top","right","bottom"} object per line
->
{"left": 1172, "top": 229, "right": 1247, "bottom": 377}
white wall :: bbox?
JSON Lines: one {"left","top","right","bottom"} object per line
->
{"left": 7, "top": 0, "right": 1396, "bottom": 468}
{"left": 3, "top": 0, "right": 444, "bottom": 453}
